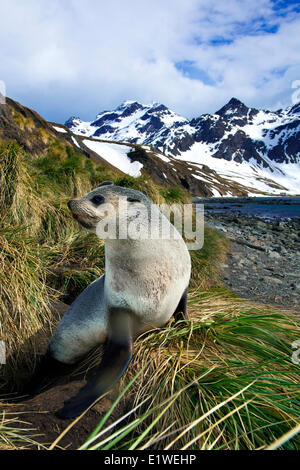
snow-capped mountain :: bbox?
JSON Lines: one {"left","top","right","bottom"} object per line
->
{"left": 65, "top": 98, "right": 300, "bottom": 195}
{"left": 3, "top": 95, "right": 298, "bottom": 198}
{"left": 65, "top": 100, "right": 192, "bottom": 152}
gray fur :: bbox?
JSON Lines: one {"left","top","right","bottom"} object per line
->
{"left": 49, "top": 276, "right": 108, "bottom": 363}
{"left": 49, "top": 183, "right": 191, "bottom": 364}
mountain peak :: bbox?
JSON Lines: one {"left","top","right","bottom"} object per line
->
{"left": 228, "top": 97, "right": 245, "bottom": 106}
{"left": 119, "top": 100, "right": 142, "bottom": 108}
{"left": 216, "top": 97, "right": 249, "bottom": 117}
{"left": 288, "top": 101, "right": 300, "bottom": 115}
{"left": 123, "top": 99, "right": 139, "bottom": 105}
{"left": 118, "top": 100, "right": 166, "bottom": 110}
{"left": 116, "top": 100, "right": 144, "bottom": 113}
{"left": 65, "top": 116, "right": 82, "bottom": 127}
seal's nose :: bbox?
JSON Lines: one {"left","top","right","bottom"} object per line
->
{"left": 67, "top": 200, "right": 73, "bottom": 210}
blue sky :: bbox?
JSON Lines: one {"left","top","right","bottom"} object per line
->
{"left": 0, "top": 0, "right": 300, "bottom": 122}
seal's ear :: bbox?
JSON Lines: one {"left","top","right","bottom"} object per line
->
{"left": 97, "top": 181, "right": 114, "bottom": 188}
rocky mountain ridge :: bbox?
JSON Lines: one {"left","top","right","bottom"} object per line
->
{"left": 65, "top": 97, "right": 300, "bottom": 195}
{"left": 1, "top": 96, "right": 299, "bottom": 197}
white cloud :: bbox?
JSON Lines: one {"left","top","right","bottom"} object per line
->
{"left": 0, "top": 0, "right": 299, "bottom": 121}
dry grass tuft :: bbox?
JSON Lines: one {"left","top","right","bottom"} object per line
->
{"left": 0, "top": 407, "right": 42, "bottom": 450}
{"left": 0, "top": 142, "right": 183, "bottom": 389}
{"left": 112, "top": 289, "right": 300, "bottom": 450}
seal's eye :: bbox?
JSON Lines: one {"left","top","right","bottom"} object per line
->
{"left": 91, "top": 195, "right": 105, "bottom": 205}
{"left": 127, "top": 198, "right": 141, "bottom": 203}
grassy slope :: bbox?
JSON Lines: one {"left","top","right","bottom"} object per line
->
{"left": 117, "top": 290, "right": 299, "bottom": 450}
{"left": 0, "top": 142, "right": 299, "bottom": 450}
{"left": 0, "top": 142, "right": 189, "bottom": 384}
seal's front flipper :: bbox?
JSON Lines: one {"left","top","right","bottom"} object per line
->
{"left": 173, "top": 287, "right": 189, "bottom": 322}
{"left": 57, "top": 309, "right": 133, "bottom": 419}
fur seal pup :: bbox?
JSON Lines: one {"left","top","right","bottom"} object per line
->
{"left": 28, "top": 182, "right": 191, "bottom": 418}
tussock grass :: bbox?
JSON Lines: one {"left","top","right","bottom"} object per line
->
{"left": 87, "top": 289, "right": 299, "bottom": 450}
{"left": 0, "top": 407, "right": 42, "bottom": 450}
{"left": 0, "top": 142, "right": 20, "bottom": 215}
{"left": 48, "top": 232, "right": 105, "bottom": 304}
{"left": 0, "top": 222, "right": 54, "bottom": 385}
{"left": 1, "top": 141, "right": 299, "bottom": 450}
{"left": 190, "top": 228, "right": 229, "bottom": 290}
{"left": 114, "top": 174, "right": 167, "bottom": 204}
{"left": 10, "top": 110, "right": 35, "bottom": 132}
{"left": 0, "top": 143, "right": 106, "bottom": 386}
{"left": 0, "top": 142, "right": 183, "bottom": 388}
{"left": 159, "top": 186, "right": 189, "bottom": 204}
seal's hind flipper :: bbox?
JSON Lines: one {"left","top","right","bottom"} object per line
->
{"left": 173, "top": 287, "right": 189, "bottom": 322}
{"left": 57, "top": 309, "right": 133, "bottom": 419}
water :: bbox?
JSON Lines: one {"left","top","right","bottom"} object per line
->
{"left": 197, "top": 197, "right": 300, "bottom": 219}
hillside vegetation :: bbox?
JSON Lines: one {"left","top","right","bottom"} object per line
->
{"left": 0, "top": 141, "right": 192, "bottom": 385}
{"left": 0, "top": 142, "right": 299, "bottom": 450}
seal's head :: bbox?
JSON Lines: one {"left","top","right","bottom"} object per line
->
{"left": 67, "top": 181, "right": 151, "bottom": 235}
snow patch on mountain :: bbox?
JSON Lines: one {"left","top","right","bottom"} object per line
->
{"left": 82, "top": 140, "right": 143, "bottom": 177}
{"left": 71, "top": 136, "right": 80, "bottom": 147}
{"left": 53, "top": 125, "right": 67, "bottom": 133}
{"left": 180, "top": 146, "right": 300, "bottom": 195}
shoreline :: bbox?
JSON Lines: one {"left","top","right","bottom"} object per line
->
{"left": 205, "top": 212, "right": 300, "bottom": 311}
{"left": 194, "top": 196, "right": 300, "bottom": 203}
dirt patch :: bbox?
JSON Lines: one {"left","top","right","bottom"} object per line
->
{"left": 0, "top": 299, "right": 126, "bottom": 450}
{"left": 1, "top": 380, "right": 123, "bottom": 450}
